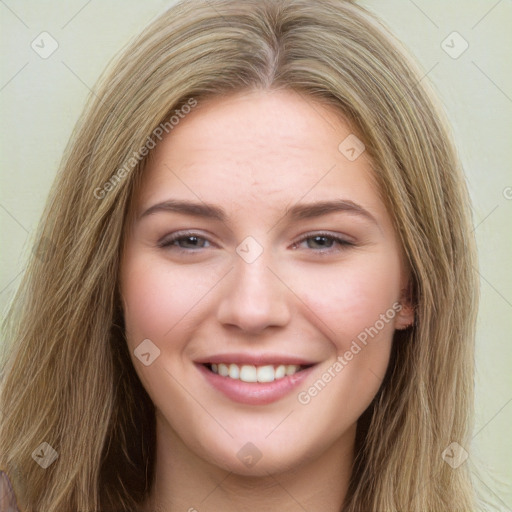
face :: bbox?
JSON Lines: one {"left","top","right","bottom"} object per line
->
{"left": 120, "top": 89, "right": 413, "bottom": 476}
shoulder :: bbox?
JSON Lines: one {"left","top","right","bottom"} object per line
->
{"left": 0, "top": 469, "right": 20, "bottom": 512}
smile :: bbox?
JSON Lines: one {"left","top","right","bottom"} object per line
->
{"left": 196, "top": 358, "right": 316, "bottom": 405}
{"left": 207, "top": 363, "right": 307, "bottom": 382}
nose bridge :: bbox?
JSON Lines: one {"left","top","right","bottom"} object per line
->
{"left": 216, "top": 239, "right": 291, "bottom": 332}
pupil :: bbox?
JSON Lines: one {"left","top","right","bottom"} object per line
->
{"left": 312, "top": 236, "right": 330, "bottom": 248}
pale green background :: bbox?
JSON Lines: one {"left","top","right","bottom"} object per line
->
{"left": 1, "top": 1, "right": 511, "bottom": 510}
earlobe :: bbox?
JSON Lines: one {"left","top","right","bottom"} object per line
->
{"left": 394, "top": 286, "right": 415, "bottom": 330}
{"left": 394, "top": 303, "right": 415, "bottom": 330}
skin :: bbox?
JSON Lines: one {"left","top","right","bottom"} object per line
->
{"left": 119, "top": 89, "right": 414, "bottom": 512}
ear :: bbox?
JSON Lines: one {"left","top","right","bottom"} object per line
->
{"left": 394, "top": 285, "right": 415, "bottom": 330}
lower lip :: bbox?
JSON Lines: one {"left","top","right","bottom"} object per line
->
{"left": 196, "top": 364, "right": 316, "bottom": 405}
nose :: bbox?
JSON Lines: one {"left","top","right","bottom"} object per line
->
{"left": 216, "top": 249, "right": 291, "bottom": 334}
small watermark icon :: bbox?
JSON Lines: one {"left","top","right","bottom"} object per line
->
{"left": 441, "top": 32, "right": 469, "bottom": 59}
{"left": 441, "top": 442, "right": 469, "bottom": 468}
{"left": 236, "top": 442, "right": 263, "bottom": 468}
{"left": 236, "top": 236, "right": 264, "bottom": 264}
{"left": 31, "top": 31, "right": 59, "bottom": 59}
{"left": 31, "top": 442, "right": 58, "bottom": 468}
{"left": 503, "top": 187, "right": 512, "bottom": 200}
{"left": 338, "top": 134, "right": 365, "bottom": 161}
{"left": 134, "top": 339, "right": 161, "bottom": 366}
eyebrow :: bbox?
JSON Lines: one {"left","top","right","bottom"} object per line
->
{"left": 138, "top": 198, "right": 378, "bottom": 225}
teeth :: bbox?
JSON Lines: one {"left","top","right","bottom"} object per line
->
{"left": 275, "top": 365, "right": 286, "bottom": 379}
{"left": 209, "top": 363, "right": 302, "bottom": 382}
{"left": 257, "top": 365, "right": 275, "bottom": 383}
{"left": 240, "top": 365, "right": 257, "bottom": 382}
{"left": 228, "top": 363, "right": 239, "bottom": 379}
{"left": 285, "top": 364, "right": 299, "bottom": 376}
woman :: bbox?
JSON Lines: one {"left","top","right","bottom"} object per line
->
{"left": 0, "top": 0, "right": 479, "bottom": 510}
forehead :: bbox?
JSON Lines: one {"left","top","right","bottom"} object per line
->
{"left": 133, "top": 89, "right": 384, "bottom": 222}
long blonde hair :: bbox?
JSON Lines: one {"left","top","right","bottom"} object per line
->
{"left": 0, "top": 1, "right": 479, "bottom": 510}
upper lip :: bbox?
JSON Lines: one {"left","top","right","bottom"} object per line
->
{"left": 194, "top": 353, "right": 317, "bottom": 366}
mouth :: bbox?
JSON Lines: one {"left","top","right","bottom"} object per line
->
{"left": 195, "top": 356, "right": 317, "bottom": 405}
{"left": 203, "top": 362, "right": 314, "bottom": 383}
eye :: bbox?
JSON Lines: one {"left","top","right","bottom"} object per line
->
{"left": 158, "top": 231, "right": 212, "bottom": 251}
{"left": 292, "top": 232, "right": 354, "bottom": 253}
{"left": 158, "top": 230, "right": 354, "bottom": 254}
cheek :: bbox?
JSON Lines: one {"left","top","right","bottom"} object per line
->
{"left": 122, "top": 265, "right": 170, "bottom": 343}
{"left": 120, "top": 254, "right": 201, "bottom": 344}
{"left": 290, "top": 252, "right": 401, "bottom": 413}
{"left": 293, "top": 263, "right": 400, "bottom": 421}
{"left": 120, "top": 253, "right": 211, "bottom": 399}
{"left": 291, "top": 252, "right": 402, "bottom": 343}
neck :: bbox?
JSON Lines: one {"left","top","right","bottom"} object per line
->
{"left": 144, "top": 414, "right": 355, "bottom": 512}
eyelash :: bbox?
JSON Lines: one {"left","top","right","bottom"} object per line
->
{"left": 157, "top": 230, "right": 354, "bottom": 254}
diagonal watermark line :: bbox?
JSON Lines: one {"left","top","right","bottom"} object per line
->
{"left": 61, "top": 0, "right": 92, "bottom": 29}
{"left": 265, "top": 410, "right": 294, "bottom": 438}
{"left": 61, "top": 61, "right": 96, "bottom": 95}
{"left": 472, "top": 396, "right": 512, "bottom": 439}
{"left": 265, "top": 472, "right": 309, "bottom": 511}
{"left": 397, "top": 61, "right": 440, "bottom": 105}
{"left": 473, "top": 266, "right": 512, "bottom": 308}
{"left": 472, "top": 204, "right": 499, "bottom": 232}
{"left": 368, "top": 367, "right": 384, "bottom": 382}
{"left": 472, "top": 0, "right": 503, "bottom": 29}
{"left": 163, "top": 266, "right": 234, "bottom": 337}
{"left": 365, "top": 61, "right": 440, "bottom": 136}
{"left": 158, "top": 363, "right": 235, "bottom": 439}
{"left": 472, "top": 469, "right": 512, "bottom": 511}
{"left": 61, "top": 60, "right": 123, "bottom": 121}
{"left": 408, "top": 0, "right": 439, "bottom": 29}
{"left": 0, "top": 204, "right": 29, "bottom": 233}
{"left": 0, "top": 62, "right": 29, "bottom": 92}
{"left": 61, "top": 61, "right": 126, "bottom": 132}
{"left": 0, "top": 0, "right": 29, "bottom": 28}
{"left": 200, "top": 470, "right": 233, "bottom": 504}
{"left": 472, "top": 61, "right": 512, "bottom": 104}
{"left": 0, "top": 472, "right": 16, "bottom": 505}
{"left": 295, "top": 89, "right": 339, "bottom": 133}
{"left": 204, "top": 0, "right": 234, "bottom": 27}
{"left": 0, "top": 268, "right": 25, "bottom": 297}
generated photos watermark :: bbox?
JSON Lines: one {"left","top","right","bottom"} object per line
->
{"left": 297, "top": 302, "right": 402, "bottom": 405}
{"left": 94, "top": 97, "right": 197, "bottom": 200}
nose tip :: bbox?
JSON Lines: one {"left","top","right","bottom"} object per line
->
{"left": 216, "top": 254, "right": 291, "bottom": 333}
